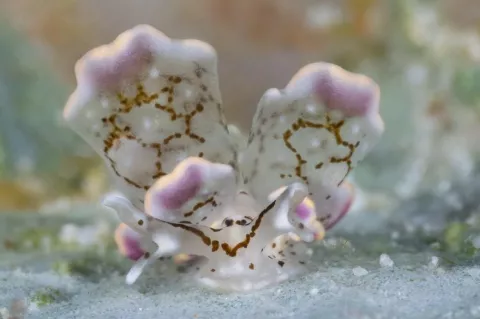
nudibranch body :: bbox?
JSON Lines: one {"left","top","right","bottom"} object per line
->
{"left": 63, "top": 25, "right": 384, "bottom": 292}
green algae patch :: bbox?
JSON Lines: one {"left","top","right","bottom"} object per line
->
{"left": 31, "top": 288, "right": 64, "bottom": 307}
{"left": 53, "top": 251, "right": 129, "bottom": 282}
{"left": 430, "top": 222, "right": 480, "bottom": 267}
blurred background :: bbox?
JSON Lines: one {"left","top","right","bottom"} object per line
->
{"left": 0, "top": 0, "right": 479, "bottom": 213}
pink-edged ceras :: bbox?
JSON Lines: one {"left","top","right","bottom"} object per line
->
{"left": 63, "top": 25, "right": 384, "bottom": 292}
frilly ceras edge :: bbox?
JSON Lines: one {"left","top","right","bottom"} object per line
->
{"left": 63, "top": 25, "right": 384, "bottom": 292}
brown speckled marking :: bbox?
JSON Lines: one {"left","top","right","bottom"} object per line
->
{"left": 235, "top": 219, "right": 247, "bottom": 226}
{"left": 282, "top": 114, "right": 359, "bottom": 186}
{"left": 317, "top": 214, "right": 331, "bottom": 223}
{"left": 101, "top": 69, "right": 231, "bottom": 194}
{"left": 99, "top": 73, "right": 235, "bottom": 215}
{"left": 249, "top": 263, "right": 255, "bottom": 270}
{"left": 246, "top": 101, "right": 359, "bottom": 192}
{"left": 211, "top": 240, "right": 220, "bottom": 252}
{"left": 102, "top": 79, "right": 211, "bottom": 190}
{"left": 219, "top": 200, "right": 275, "bottom": 257}
{"left": 161, "top": 200, "right": 277, "bottom": 258}
{"left": 194, "top": 63, "right": 207, "bottom": 78}
{"left": 183, "top": 195, "right": 218, "bottom": 217}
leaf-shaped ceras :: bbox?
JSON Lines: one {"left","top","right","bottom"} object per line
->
{"left": 63, "top": 25, "right": 236, "bottom": 210}
{"left": 241, "top": 63, "right": 384, "bottom": 229}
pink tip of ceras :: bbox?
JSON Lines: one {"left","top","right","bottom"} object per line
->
{"left": 115, "top": 224, "right": 145, "bottom": 261}
{"left": 295, "top": 202, "right": 313, "bottom": 220}
{"left": 155, "top": 164, "right": 204, "bottom": 210}
{"left": 78, "top": 26, "right": 156, "bottom": 92}
{"left": 312, "top": 66, "right": 379, "bottom": 117}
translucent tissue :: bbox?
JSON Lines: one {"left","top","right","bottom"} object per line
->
{"left": 63, "top": 25, "right": 384, "bottom": 292}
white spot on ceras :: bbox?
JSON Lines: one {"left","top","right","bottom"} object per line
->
{"left": 310, "top": 138, "right": 321, "bottom": 148}
{"left": 85, "top": 110, "right": 95, "bottom": 119}
{"left": 350, "top": 124, "right": 360, "bottom": 135}
{"left": 157, "top": 93, "right": 169, "bottom": 105}
{"left": 91, "top": 123, "right": 102, "bottom": 132}
{"left": 149, "top": 67, "right": 160, "bottom": 79}
{"left": 184, "top": 89, "right": 193, "bottom": 99}
{"left": 306, "top": 103, "right": 318, "bottom": 115}
{"left": 100, "top": 97, "right": 109, "bottom": 108}
{"left": 143, "top": 118, "right": 154, "bottom": 130}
